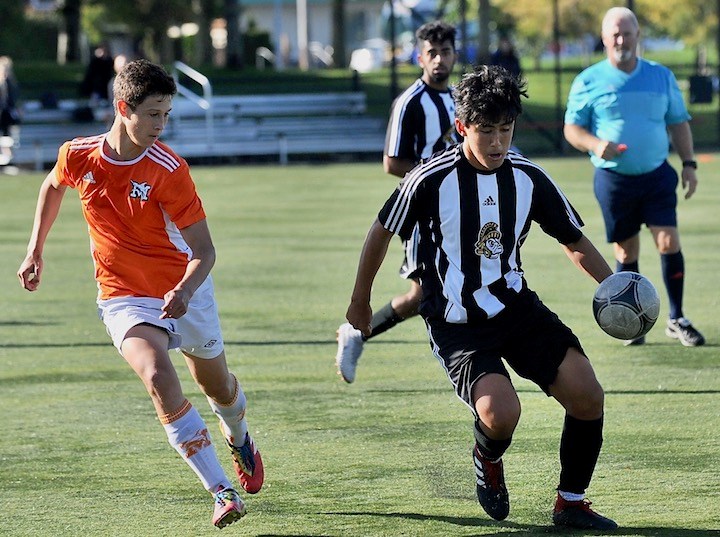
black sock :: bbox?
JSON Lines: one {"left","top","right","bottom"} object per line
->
{"left": 366, "top": 302, "right": 404, "bottom": 341}
{"left": 558, "top": 415, "right": 603, "bottom": 494}
{"left": 661, "top": 251, "right": 684, "bottom": 319}
{"left": 616, "top": 260, "right": 639, "bottom": 273}
{"left": 473, "top": 420, "right": 512, "bottom": 460}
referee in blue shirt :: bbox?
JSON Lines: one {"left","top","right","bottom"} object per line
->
{"left": 564, "top": 6, "right": 705, "bottom": 346}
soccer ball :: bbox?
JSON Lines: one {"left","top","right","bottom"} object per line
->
{"left": 592, "top": 272, "right": 660, "bottom": 340}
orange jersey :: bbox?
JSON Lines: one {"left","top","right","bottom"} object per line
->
{"left": 56, "top": 134, "right": 206, "bottom": 300}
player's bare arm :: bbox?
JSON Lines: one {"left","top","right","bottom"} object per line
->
{"left": 346, "top": 219, "right": 394, "bottom": 336}
{"left": 17, "top": 167, "right": 67, "bottom": 291}
{"left": 160, "top": 218, "right": 216, "bottom": 319}
{"left": 383, "top": 155, "right": 416, "bottom": 178}
{"left": 562, "top": 234, "right": 613, "bottom": 284}
{"left": 667, "top": 121, "right": 698, "bottom": 199}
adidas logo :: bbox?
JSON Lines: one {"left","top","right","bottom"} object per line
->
{"left": 482, "top": 195, "right": 496, "bottom": 206}
{"left": 82, "top": 171, "right": 96, "bottom": 184}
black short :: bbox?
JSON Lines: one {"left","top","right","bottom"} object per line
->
{"left": 425, "top": 288, "right": 584, "bottom": 415}
{"left": 593, "top": 162, "right": 678, "bottom": 243}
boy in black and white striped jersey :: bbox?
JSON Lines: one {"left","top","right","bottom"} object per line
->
{"left": 344, "top": 65, "right": 618, "bottom": 531}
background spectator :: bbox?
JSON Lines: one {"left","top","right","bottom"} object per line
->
{"left": 490, "top": 36, "right": 521, "bottom": 78}
{"left": 0, "top": 55, "right": 20, "bottom": 165}
{"left": 79, "top": 44, "right": 115, "bottom": 104}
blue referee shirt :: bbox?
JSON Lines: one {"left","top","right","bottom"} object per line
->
{"left": 565, "top": 58, "right": 690, "bottom": 175}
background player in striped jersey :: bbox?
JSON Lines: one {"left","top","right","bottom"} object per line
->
{"left": 336, "top": 20, "right": 461, "bottom": 383}
{"left": 344, "top": 66, "right": 618, "bottom": 530}
{"left": 17, "top": 60, "right": 262, "bottom": 529}
{"left": 564, "top": 7, "right": 705, "bottom": 347}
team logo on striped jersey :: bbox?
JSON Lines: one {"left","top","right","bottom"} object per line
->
{"left": 475, "top": 222, "right": 503, "bottom": 259}
{"left": 442, "top": 125, "right": 457, "bottom": 145}
{"left": 129, "top": 180, "right": 152, "bottom": 201}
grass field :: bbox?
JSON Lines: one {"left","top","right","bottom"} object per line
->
{"left": 1, "top": 155, "right": 718, "bottom": 537}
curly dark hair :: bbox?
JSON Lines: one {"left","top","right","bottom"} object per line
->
{"left": 453, "top": 65, "right": 528, "bottom": 126}
{"left": 415, "top": 20, "right": 456, "bottom": 49}
{"left": 112, "top": 59, "right": 176, "bottom": 109}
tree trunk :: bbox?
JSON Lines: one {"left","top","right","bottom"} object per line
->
{"left": 193, "top": 0, "right": 214, "bottom": 66}
{"left": 475, "top": 0, "right": 491, "bottom": 65}
{"left": 60, "top": 0, "right": 82, "bottom": 63}
{"left": 331, "top": 0, "right": 346, "bottom": 68}
{"left": 225, "top": 0, "right": 244, "bottom": 68}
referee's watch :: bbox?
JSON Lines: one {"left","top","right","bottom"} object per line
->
{"left": 682, "top": 160, "right": 698, "bottom": 169}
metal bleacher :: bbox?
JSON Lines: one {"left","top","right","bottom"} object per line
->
{"left": 9, "top": 62, "right": 386, "bottom": 169}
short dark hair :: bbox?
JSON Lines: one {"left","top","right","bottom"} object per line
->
{"left": 113, "top": 59, "right": 176, "bottom": 109}
{"left": 453, "top": 65, "right": 528, "bottom": 126}
{"left": 416, "top": 20, "right": 456, "bottom": 49}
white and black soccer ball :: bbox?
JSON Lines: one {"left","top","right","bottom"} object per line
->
{"left": 592, "top": 271, "right": 660, "bottom": 340}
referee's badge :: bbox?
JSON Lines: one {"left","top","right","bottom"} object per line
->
{"left": 475, "top": 222, "right": 504, "bottom": 259}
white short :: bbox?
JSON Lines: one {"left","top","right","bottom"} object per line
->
{"left": 97, "top": 276, "right": 224, "bottom": 359}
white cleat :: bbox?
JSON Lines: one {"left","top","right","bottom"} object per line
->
{"left": 335, "top": 323, "right": 364, "bottom": 383}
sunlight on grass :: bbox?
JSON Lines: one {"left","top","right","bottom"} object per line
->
{"left": 1, "top": 158, "right": 717, "bottom": 536}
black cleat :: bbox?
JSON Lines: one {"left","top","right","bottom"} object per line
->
{"left": 552, "top": 494, "right": 618, "bottom": 530}
{"left": 473, "top": 444, "right": 509, "bottom": 521}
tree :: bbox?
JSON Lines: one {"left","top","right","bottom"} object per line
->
{"left": 476, "top": 0, "right": 491, "bottom": 64}
{"left": 635, "top": 0, "right": 718, "bottom": 71}
{"left": 495, "top": 0, "right": 719, "bottom": 70}
{"left": 192, "top": 0, "right": 216, "bottom": 65}
{"left": 82, "top": 0, "right": 196, "bottom": 62}
{"left": 224, "top": 0, "right": 243, "bottom": 68}
{"left": 0, "top": 0, "right": 25, "bottom": 56}
{"left": 332, "top": 0, "right": 347, "bottom": 68}
{"left": 60, "top": 0, "right": 82, "bottom": 63}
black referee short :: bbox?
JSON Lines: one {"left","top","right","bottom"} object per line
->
{"left": 425, "top": 288, "right": 584, "bottom": 416}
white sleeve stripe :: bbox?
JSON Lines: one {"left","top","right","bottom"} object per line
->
{"left": 384, "top": 150, "right": 458, "bottom": 232}
{"left": 386, "top": 81, "right": 425, "bottom": 156}
{"left": 148, "top": 145, "right": 180, "bottom": 170}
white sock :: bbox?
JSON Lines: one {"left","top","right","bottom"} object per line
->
{"left": 558, "top": 490, "right": 585, "bottom": 502}
{"left": 207, "top": 375, "right": 249, "bottom": 446}
{"left": 161, "top": 400, "right": 231, "bottom": 492}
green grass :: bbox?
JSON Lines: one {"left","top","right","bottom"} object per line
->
{"left": 1, "top": 156, "right": 718, "bottom": 536}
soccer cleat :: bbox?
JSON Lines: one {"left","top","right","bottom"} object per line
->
{"left": 665, "top": 317, "right": 705, "bottom": 347}
{"left": 623, "top": 335, "right": 645, "bottom": 346}
{"left": 335, "top": 323, "right": 364, "bottom": 383}
{"left": 473, "top": 444, "right": 510, "bottom": 521}
{"left": 212, "top": 487, "right": 246, "bottom": 529}
{"left": 226, "top": 432, "right": 265, "bottom": 494}
{"left": 552, "top": 494, "right": 618, "bottom": 530}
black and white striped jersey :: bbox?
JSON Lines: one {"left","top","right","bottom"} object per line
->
{"left": 384, "top": 79, "right": 461, "bottom": 162}
{"left": 378, "top": 145, "right": 585, "bottom": 323}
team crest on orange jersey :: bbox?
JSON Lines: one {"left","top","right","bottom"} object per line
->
{"left": 475, "top": 222, "right": 504, "bottom": 259}
{"left": 179, "top": 428, "right": 212, "bottom": 457}
{"left": 129, "top": 180, "right": 152, "bottom": 201}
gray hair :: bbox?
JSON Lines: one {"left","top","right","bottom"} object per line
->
{"left": 602, "top": 7, "right": 639, "bottom": 35}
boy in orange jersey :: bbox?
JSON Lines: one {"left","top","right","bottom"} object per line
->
{"left": 17, "top": 60, "right": 262, "bottom": 529}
